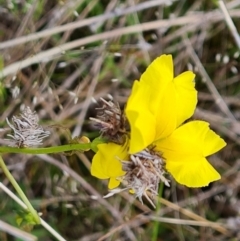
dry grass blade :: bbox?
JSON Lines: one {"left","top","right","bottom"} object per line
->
{"left": 219, "top": 0, "right": 240, "bottom": 49}
{"left": 0, "top": 14, "right": 205, "bottom": 78}
{"left": 158, "top": 197, "right": 230, "bottom": 235}
{"left": 2, "top": 9, "right": 240, "bottom": 78}
{"left": 0, "top": 220, "right": 37, "bottom": 241}
{"left": 0, "top": 0, "right": 171, "bottom": 50}
{"left": 149, "top": 217, "right": 227, "bottom": 229}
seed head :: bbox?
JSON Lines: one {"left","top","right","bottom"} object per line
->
{"left": 103, "top": 148, "right": 170, "bottom": 208}
{"left": 6, "top": 106, "right": 50, "bottom": 147}
{"left": 121, "top": 148, "right": 170, "bottom": 208}
{"left": 90, "top": 98, "right": 127, "bottom": 144}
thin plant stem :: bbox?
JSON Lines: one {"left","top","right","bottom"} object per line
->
{"left": 0, "top": 143, "right": 91, "bottom": 155}
{"left": 151, "top": 182, "right": 164, "bottom": 241}
{"left": 0, "top": 142, "right": 92, "bottom": 224}
{"left": 0, "top": 182, "right": 67, "bottom": 241}
{"left": 0, "top": 155, "right": 40, "bottom": 224}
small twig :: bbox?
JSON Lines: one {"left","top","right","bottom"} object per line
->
{"left": 218, "top": 0, "right": 240, "bottom": 49}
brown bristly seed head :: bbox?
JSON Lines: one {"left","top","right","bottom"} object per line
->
{"left": 90, "top": 98, "right": 127, "bottom": 144}
{"left": 121, "top": 148, "right": 170, "bottom": 208}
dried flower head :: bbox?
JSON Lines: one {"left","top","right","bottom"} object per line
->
{"left": 6, "top": 106, "right": 50, "bottom": 147}
{"left": 90, "top": 98, "right": 127, "bottom": 144}
{"left": 102, "top": 148, "right": 170, "bottom": 208}
{"left": 121, "top": 148, "right": 170, "bottom": 207}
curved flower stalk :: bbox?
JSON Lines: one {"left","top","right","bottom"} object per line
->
{"left": 90, "top": 54, "right": 226, "bottom": 204}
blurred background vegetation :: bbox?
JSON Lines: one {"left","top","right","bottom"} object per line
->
{"left": 0, "top": 0, "right": 240, "bottom": 240}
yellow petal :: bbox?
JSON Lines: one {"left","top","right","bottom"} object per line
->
{"left": 104, "top": 143, "right": 128, "bottom": 177}
{"left": 140, "top": 55, "right": 173, "bottom": 117}
{"left": 140, "top": 55, "right": 196, "bottom": 131}
{"left": 173, "top": 71, "right": 197, "bottom": 127}
{"left": 166, "top": 156, "right": 221, "bottom": 187}
{"left": 126, "top": 55, "right": 198, "bottom": 153}
{"left": 127, "top": 110, "right": 156, "bottom": 154}
{"left": 91, "top": 150, "right": 109, "bottom": 179}
{"left": 126, "top": 80, "right": 156, "bottom": 153}
{"left": 90, "top": 142, "right": 128, "bottom": 187}
{"left": 155, "top": 121, "right": 226, "bottom": 187}
{"left": 140, "top": 55, "right": 173, "bottom": 90}
{"left": 154, "top": 81, "right": 177, "bottom": 140}
{"left": 126, "top": 55, "right": 176, "bottom": 152}
{"left": 202, "top": 128, "right": 226, "bottom": 156}
{"left": 108, "top": 177, "right": 121, "bottom": 189}
{"left": 154, "top": 70, "right": 197, "bottom": 139}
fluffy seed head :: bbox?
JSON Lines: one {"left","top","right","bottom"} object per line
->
{"left": 6, "top": 106, "right": 50, "bottom": 147}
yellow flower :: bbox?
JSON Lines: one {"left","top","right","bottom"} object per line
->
{"left": 125, "top": 54, "right": 226, "bottom": 187}
{"left": 91, "top": 54, "right": 226, "bottom": 189}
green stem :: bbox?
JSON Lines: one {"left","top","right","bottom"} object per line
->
{"left": 0, "top": 143, "right": 91, "bottom": 155}
{"left": 0, "top": 155, "right": 40, "bottom": 224}
{"left": 0, "top": 143, "right": 91, "bottom": 223}
{"left": 0, "top": 182, "right": 66, "bottom": 241}
{"left": 151, "top": 182, "right": 164, "bottom": 241}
